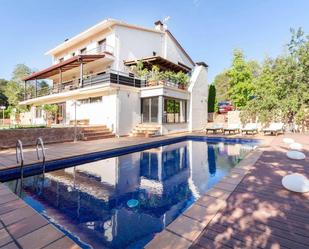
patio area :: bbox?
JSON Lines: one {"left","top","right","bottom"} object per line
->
{"left": 0, "top": 133, "right": 307, "bottom": 249}
{"left": 191, "top": 134, "right": 309, "bottom": 249}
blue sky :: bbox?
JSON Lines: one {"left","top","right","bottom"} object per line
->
{"left": 1, "top": 0, "right": 309, "bottom": 82}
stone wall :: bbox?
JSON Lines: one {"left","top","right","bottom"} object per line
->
{"left": 0, "top": 127, "right": 82, "bottom": 149}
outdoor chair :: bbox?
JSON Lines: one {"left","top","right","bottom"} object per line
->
{"left": 262, "top": 122, "right": 284, "bottom": 136}
{"left": 205, "top": 123, "right": 224, "bottom": 134}
{"left": 223, "top": 123, "right": 240, "bottom": 134}
{"left": 241, "top": 123, "right": 258, "bottom": 135}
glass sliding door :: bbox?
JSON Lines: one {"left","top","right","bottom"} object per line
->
{"left": 163, "top": 98, "right": 187, "bottom": 124}
{"left": 142, "top": 98, "right": 150, "bottom": 123}
{"left": 150, "top": 97, "right": 158, "bottom": 122}
{"left": 141, "top": 97, "right": 159, "bottom": 123}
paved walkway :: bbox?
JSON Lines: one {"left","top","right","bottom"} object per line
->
{"left": 0, "top": 134, "right": 187, "bottom": 170}
{"left": 0, "top": 132, "right": 264, "bottom": 171}
{"left": 190, "top": 134, "right": 309, "bottom": 249}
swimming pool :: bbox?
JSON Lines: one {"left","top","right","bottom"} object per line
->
{"left": 3, "top": 137, "right": 257, "bottom": 248}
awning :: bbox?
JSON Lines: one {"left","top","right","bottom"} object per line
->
{"left": 23, "top": 54, "right": 107, "bottom": 81}
{"left": 124, "top": 56, "right": 192, "bottom": 73}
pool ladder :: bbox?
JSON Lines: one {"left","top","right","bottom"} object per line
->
{"left": 16, "top": 140, "right": 24, "bottom": 180}
{"left": 15, "top": 138, "right": 46, "bottom": 180}
{"left": 36, "top": 137, "right": 46, "bottom": 173}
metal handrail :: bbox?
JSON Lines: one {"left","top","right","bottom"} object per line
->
{"left": 36, "top": 137, "right": 46, "bottom": 173}
{"left": 16, "top": 140, "right": 24, "bottom": 179}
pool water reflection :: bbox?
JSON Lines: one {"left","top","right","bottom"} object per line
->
{"left": 5, "top": 140, "right": 255, "bottom": 249}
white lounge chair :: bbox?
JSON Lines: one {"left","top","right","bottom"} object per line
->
{"left": 223, "top": 123, "right": 240, "bottom": 134}
{"left": 262, "top": 122, "right": 284, "bottom": 136}
{"left": 241, "top": 123, "right": 258, "bottom": 135}
{"left": 205, "top": 123, "right": 224, "bottom": 134}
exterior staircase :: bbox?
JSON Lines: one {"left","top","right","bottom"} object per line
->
{"left": 81, "top": 125, "right": 114, "bottom": 141}
{"left": 130, "top": 123, "right": 161, "bottom": 137}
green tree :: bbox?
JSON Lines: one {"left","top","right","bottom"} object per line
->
{"left": 242, "top": 58, "right": 279, "bottom": 123}
{"left": 5, "top": 64, "right": 32, "bottom": 108}
{"left": 11, "top": 64, "right": 32, "bottom": 85}
{"left": 208, "top": 84, "right": 217, "bottom": 113}
{"left": 227, "top": 49, "right": 254, "bottom": 109}
{"left": 38, "top": 80, "right": 51, "bottom": 96}
{"left": 213, "top": 70, "right": 230, "bottom": 102}
{"left": 42, "top": 104, "right": 58, "bottom": 125}
{"left": 0, "top": 79, "right": 8, "bottom": 106}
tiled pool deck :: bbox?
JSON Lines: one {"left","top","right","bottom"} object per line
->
{"left": 0, "top": 133, "right": 308, "bottom": 249}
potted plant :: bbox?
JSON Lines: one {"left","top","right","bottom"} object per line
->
{"left": 175, "top": 71, "right": 189, "bottom": 89}
{"left": 148, "top": 65, "right": 161, "bottom": 86}
{"left": 42, "top": 104, "right": 58, "bottom": 126}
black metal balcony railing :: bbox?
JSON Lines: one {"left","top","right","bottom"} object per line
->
{"left": 24, "top": 70, "right": 187, "bottom": 100}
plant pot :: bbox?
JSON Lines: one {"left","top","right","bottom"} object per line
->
{"left": 208, "top": 112, "right": 216, "bottom": 122}
{"left": 148, "top": 80, "right": 157, "bottom": 86}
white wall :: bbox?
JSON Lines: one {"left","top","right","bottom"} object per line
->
{"left": 117, "top": 89, "right": 141, "bottom": 136}
{"left": 31, "top": 106, "right": 46, "bottom": 125}
{"left": 66, "top": 94, "right": 117, "bottom": 131}
{"left": 113, "top": 25, "right": 164, "bottom": 72}
{"left": 188, "top": 65, "right": 208, "bottom": 131}
{"left": 140, "top": 87, "right": 189, "bottom": 100}
{"left": 164, "top": 33, "right": 194, "bottom": 69}
{"left": 53, "top": 29, "right": 115, "bottom": 63}
{"left": 161, "top": 123, "right": 188, "bottom": 135}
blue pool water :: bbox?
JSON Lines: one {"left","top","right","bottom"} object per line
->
{"left": 4, "top": 138, "right": 257, "bottom": 249}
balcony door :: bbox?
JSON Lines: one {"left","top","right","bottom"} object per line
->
{"left": 141, "top": 97, "right": 158, "bottom": 123}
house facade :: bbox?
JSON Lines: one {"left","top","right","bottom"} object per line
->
{"left": 20, "top": 19, "right": 208, "bottom": 136}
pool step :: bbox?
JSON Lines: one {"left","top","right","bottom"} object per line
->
{"left": 81, "top": 125, "right": 114, "bottom": 141}
{"left": 130, "top": 124, "right": 161, "bottom": 137}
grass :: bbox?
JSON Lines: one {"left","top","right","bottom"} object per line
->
{"left": 0, "top": 124, "right": 47, "bottom": 130}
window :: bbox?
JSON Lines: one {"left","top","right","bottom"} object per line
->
{"left": 80, "top": 47, "right": 87, "bottom": 55}
{"left": 35, "top": 107, "right": 42, "bottom": 118}
{"left": 71, "top": 52, "right": 76, "bottom": 57}
{"left": 79, "top": 97, "right": 102, "bottom": 104}
{"left": 98, "top": 39, "right": 106, "bottom": 53}
{"left": 163, "top": 98, "right": 187, "bottom": 123}
{"left": 59, "top": 57, "right": 64, "bottom": 63}
{"left": 90, "top": 97, "right": 102, "bottom": 103}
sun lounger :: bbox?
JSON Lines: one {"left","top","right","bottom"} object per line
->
{"left": 205, "top": 123, "right": 224, "bottom": 134}
{"left": 223, "top": 124, "right": 240, "bottom": 134}
{"left": 241, "top": 123, "right": 258, "bottom": 135}
{"left": 262, "top": 122, "right": 284, "bottom": 136}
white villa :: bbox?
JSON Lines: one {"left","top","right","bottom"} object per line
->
{"left": 20, "top": 19, "right": 208, "bottom": 137}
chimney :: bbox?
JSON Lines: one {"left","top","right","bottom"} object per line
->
{"left": 154, "top": 20, "right": 164, "bottom": 31}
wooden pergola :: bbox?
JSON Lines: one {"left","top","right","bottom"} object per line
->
{"left": 124, "top": 56, "right": 192, "bottom": 73}
{"left": 23, "top": 54, "right": 106, "bottom": 99}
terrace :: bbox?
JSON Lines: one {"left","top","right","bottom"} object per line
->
{"left": 22, "top": 49, "right": 190, "bottom": 102}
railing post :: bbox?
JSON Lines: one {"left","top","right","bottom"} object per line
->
{"left": 24, "top": 81, "right": 26, "bottom": 100}
{"left": 80, "top": 59, "right": 83, "bottom": 87}
{"left": 35, "top": 79, "right": 38, "bottom": 98}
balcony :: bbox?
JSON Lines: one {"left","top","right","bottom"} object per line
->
{"left": 23, "top": 69, "right": 189, "bottom": 101}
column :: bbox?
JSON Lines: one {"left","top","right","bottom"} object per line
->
{"left": 158, "top": 96, "right": 163, "bottom": 125}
